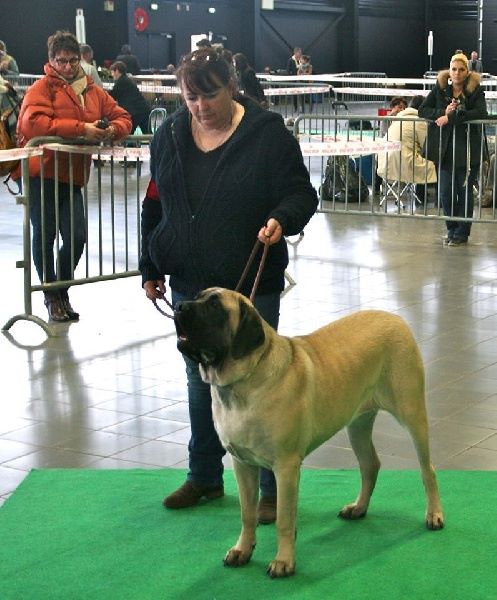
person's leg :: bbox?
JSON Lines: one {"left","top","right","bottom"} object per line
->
{"left": 29, "top": 177, "right": 57, "bottom": 283}
{"left": 29, "top": 178, "right": 69, "bottom": 321}
{"left": 163, "top": 289, "right": 225, "bottom": 509}
{"left": 253, "top": 292, "right": 280, "bottom": 522}
{"left": 57, "top": 183, "right": 86, "bottom": 319}
{"left": 184, "top": 353, "right": 226, "bottom": 488}
{"left": 438, "top": 167, "right": 457, "bottom": 241}
{"left": 57, "top": 183, "right": 86, "bottom": 281}
{"left": 452, "top": 166, "right": 477, "bottom": 242}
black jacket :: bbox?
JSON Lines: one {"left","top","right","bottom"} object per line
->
{"left": 109, "top": 75, "right": 150, "bottom": 128}
{"left": 115, "top": 53, "right": 141, "bottom": 75}
{"left": 238, "top": 68, "right": 266, "bottom": 105}
{"left": 139, "top": 96, "right": 318, "bottom": 297}
{"left": 418, "top": 70, "right": 487, "bottom": 168}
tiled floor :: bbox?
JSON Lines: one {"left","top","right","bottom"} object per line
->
{"left": 2, "top": 162, "right": 497, "bottom": 508}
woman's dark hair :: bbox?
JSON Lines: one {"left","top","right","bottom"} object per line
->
{"left": 176, "top": 48, "right": 237, "bottom": 95}
{"left": 233, "top": 53, "right": 249, "bottom": 72}
{"left": 390, "top": 96, "right": 407, "bottom": 109}
{"left": 409, "top": 95, "right": 425, "bottom": 110}
{"left": 220, "top": 49, "right": 233, "bottom": 64}
{"left": 110, "top": 61, "right": 127, "bottom": 75}
{"left": 47, "top": 30, "right": 80, "bottom": 60}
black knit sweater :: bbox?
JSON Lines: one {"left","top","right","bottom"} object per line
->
{"left": 139, "top": 96, "right": 317, "bottom": 297}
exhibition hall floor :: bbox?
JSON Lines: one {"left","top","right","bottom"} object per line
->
{"left": 1, "top": 179, "right": 497, "bottom": 506}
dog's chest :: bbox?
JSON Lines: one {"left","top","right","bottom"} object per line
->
{"left": 212, "top": 389, "right": 272, "bottom": 468}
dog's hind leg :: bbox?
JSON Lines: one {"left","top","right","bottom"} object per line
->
{"left": 224, "top": 459, "right": 259, "bottom": 568}
{"left": 404, "top": 416, "right": 444, "bottom": 530}
{"left": 339, "top": 410, "right": 380, "bottom": 520}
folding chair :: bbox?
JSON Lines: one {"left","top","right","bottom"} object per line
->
{"left": 380, "top": 179, "right": 423, "bottom": 210}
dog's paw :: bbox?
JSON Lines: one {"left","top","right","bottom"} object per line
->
{"left": 223, "top": 546, "right": 254, "bottom": 568}
{"left": 267, "top": 559, "right": 296, "bottom": 578}
{"left": 426, "top": 511, "right": 444, "bottom": 530}
{"left": 337, "top": 503, "right": 367, "bottom": 520}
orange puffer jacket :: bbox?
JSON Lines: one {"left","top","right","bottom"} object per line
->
{"left": 15, "top": 63, "right": 132, "bottom": 186}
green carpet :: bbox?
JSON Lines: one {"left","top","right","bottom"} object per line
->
{"left": 0, "top": 469, "right": 495, "bottom": 600}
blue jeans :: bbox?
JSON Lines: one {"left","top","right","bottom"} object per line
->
{"left": 29, "top": 177, "right": 86, "bottom": 283}
{"left": 172, "top": 288, "right": 280, "bottom": 496}
{"left": 439, "top": 166, "right": 477, "bottom": 241}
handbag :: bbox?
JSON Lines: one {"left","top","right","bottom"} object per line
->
{"left": 0, "top": 105, "right": 19, "bottom": 177}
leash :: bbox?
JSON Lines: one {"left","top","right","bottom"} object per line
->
{"left": 235, "top": 238, "right": 270, "bottom": 303}
{"left": 152, "top": 236, "right": 270, "bottom": 317}
{"left": 152, "top": 294, "right": 175, "bottom": 319}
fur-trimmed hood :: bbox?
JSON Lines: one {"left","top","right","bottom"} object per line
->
{"left": 437, "top": 69, "right": 481, "bottom": 95}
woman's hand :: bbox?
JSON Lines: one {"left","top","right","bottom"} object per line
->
{"left": 143, "top": 279, "right": 166, "bottom": 301}
{"left": 84, "top": 121, "right": 116, "bottom": 141}
{"left": 258, "top": 218, "right": 282, "bottom": 245}
{"left": 435, "top": 115, "right": 449, "bottom": 127}
{"left": 445, "top": 99, "right": 459, "bottom": 116}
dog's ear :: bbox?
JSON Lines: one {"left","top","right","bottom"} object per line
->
{"left": 231, "top": 299, "right": 265, "bottom": 360}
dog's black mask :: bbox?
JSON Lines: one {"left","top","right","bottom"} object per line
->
{"left": 174, "top": 292, "right": 230, "bottom": 368}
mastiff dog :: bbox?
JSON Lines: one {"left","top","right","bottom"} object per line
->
{"left": 174, "top": 287, "right": 444, "bottom": 578}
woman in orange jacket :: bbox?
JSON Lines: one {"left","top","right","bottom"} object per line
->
{"left": 16, "top": 30, "right": 132, "bottom": 321}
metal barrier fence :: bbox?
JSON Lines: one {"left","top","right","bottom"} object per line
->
{"left": 1, "top": 135, "right": 152, "bottom": 335}
{"left": 294, "top": 114, "right": 497, "bottom": 222}
{"left": 258, "top": 79, "right": 334, "bottom": 118}
{"left": 332, "top": 72, "right": 388, "bottom": 103}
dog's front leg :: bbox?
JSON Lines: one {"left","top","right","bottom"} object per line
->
{"left": 267, "top": 460, "right": 301, "bottom": 578}
{"left": 224, "top": 458, "right": 259, "bottom": 568}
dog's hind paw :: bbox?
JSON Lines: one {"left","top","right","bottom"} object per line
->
{"left": 223, "top": 547, "right": 253, "bottom": 567}
{"left": 338, "top": 503, "right": 367, "bottom": 520}
{"left": 426, "top": 511, "right": 444, "bottom": 530}
{"left": 267, "top": 559, "right": 296, "bottom": 578}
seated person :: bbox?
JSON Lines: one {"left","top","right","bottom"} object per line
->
{"left": 377, "top": 95, "right": 437, "bottom": 199}
{"left": 379, "top": 96, "right": 407, "bottom": 137}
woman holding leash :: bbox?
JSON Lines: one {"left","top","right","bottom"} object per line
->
{"left": 419, "top": 52, "right": 487, "bottom": 246}
{"left": 140, "top": 48, "right": 317, "bottom": 522}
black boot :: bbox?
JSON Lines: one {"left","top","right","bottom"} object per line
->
{"left": 60, "top": 289, "right": 80, "bottom": 321}
{"left": 44, "top": 291, "right": 70, "bottom": 322}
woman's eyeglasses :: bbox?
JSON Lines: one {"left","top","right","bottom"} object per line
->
{"left": 54, "top": 57, "right": 80, "bottom": 67}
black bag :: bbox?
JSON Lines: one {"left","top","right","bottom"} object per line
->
{"left": 320, "top": 155, "right": 370, "bottom": 203}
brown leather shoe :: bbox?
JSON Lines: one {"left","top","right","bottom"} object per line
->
{"left": 163, "top": 481, "right": 224, "bottom": 509}
{"left": 257, "top": 495, "right": 277, "bottom": 524}
{"left": 44, "top": 292, "right": 70, "bottom": 322}
{"left": 60, "top": 289, "right": 79, "bottom": 320}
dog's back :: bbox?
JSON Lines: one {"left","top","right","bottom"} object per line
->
{"left": 284, "top": 310, "right": 426, "bottom": 444}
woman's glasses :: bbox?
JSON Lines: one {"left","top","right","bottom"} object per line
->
{"left": 54, "top": 57, "right": 80, "bottom": 67}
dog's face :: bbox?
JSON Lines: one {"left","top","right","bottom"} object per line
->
{"left": 174, "top": 288, "right": 266, "bottom": 385}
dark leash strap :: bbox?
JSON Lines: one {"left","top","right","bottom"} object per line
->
{"left": 235, "top": 238, "right": 270, "bottom": 303}
{"left": 152, "top": 293, "right": 175, "bottom": 319}
{"left": 152, "top": 237, "right": 270, "bottom": 318}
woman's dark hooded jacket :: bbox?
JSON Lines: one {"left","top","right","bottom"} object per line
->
{"left": 418, "top": 69, "right": 487, "bottom": 168}
{"left": 139, "top": 96, "right": 317, "bottom": 297}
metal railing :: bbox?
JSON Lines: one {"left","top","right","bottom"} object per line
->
{"left": 2, "top": 115, "right": 497, "bottom": 336}
{"left": 1, "top": 135, "right": 152, "bottom": 335}
{"left": 294, "top": 114, "right": 497, "bottom": 221}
